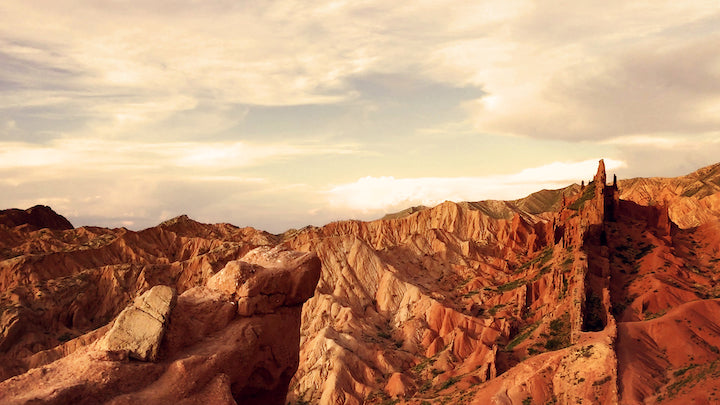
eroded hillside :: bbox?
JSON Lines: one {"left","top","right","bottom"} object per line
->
{"left": 1, "top": 160, "right": 720, "bottom": 404}
{"left": 0, "top": 210, "right": 320, "bottom": 404}
{"left": 281, "top": 160, "right": 720, "bottom": 404}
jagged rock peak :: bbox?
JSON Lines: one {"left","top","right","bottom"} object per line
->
{"left": 159, "top": 214, "right": 193, "bottom": 227}
{"left": 594, "top": 159, "right": 606, "bottom": 186}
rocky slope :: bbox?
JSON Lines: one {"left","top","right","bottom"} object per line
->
{"left": 0, "top": 210, "right": 320, "bottom": 404}
{"left": 2, "top": 160, "right": 720, "bottom": 404}
{"left": 618, "top": 162, "right": 720, "bottom": 228}
{"left": 280, "top": 160, "right": 720, "bottom": 404}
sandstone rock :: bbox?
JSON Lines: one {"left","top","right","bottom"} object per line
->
{"left": 0, "top": 246, "right": 320, "bottom": 405}
{"left": 618, "top": 162, "right": 720, "bottom": 228}
{"left": 98, "top": 285, "right": 177, "bottom": 361}
{"left": 3, "top": 160, "right": 720, "bottom": 405}
{"left": 384, "top": 372, "right": 415, "bottom": 398}
{"left": 207, "top": 248, "right": 322, "bottom": 316}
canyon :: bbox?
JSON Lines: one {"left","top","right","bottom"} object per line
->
{"left": 1, "top": 160, "right": 720, "bottom": 404}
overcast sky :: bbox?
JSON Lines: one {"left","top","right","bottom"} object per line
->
{"left": 1, "top": 1, "right": 719, "bottom": 232}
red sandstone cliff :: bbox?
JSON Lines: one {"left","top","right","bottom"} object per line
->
{"left": 281, "top": 160, "right": 720, "bottom": 404}
{"left": 2, "top": 160, "right": 720, "bottom": 405}
{"left": 0, "top": 215, "right": 319, "bottom": 404}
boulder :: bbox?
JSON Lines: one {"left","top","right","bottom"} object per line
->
{"left": 98, "top": 285, "right": 177, "bottom": 361}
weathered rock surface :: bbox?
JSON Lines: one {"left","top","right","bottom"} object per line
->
{"left": 619, "top": 162, "right": 720, "bottom": 228}
{"left": 282, "top": 160, "right": 720, "bottom": 404}
{"left": 98, "top": 285, "right": 177, "bottom": 361}
{"left": 3, "top": 160, "right": 720, "bottom": 405}
{"left": 0, "top": 216, "right": 318, "bottom": 404}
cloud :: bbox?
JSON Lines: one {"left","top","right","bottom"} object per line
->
{"left": 2, "top": 1, "right": 718, "bottom": 145}
{"left": 0, "top": 139, "right": 357, "bottom": 173}
{"left": 327, "top": 158, "right": 626, "bottom": 212}
{"left": 431, "top": 2, "right": 720, "bottom": 141}
{"left": 0, "top": 137, "right": 359, "bottom": 231}
{"left": 602, "top": 133, "right": 720, "bottom": 149}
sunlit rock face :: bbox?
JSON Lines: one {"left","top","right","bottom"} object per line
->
{"left": 2, "top": 160, "right": 720, "bottom": 405}
{"left": 284, "top": 160, "right": 720, "bottom": 405}
{"left": 0, "top": 212, "right": 319, "bottom": 405}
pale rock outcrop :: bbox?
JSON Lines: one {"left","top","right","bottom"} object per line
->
{"left": 0, "top": 233, "right": 319, "bottom": 404}
{"left": 98, "top": 285, "right": 177, "bottom": 361}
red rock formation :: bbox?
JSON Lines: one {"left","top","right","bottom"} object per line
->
{"left": 3, "top": 160, "right": 720, "bottom": 405}
{"left": 618, "top": 162, "right": 720, "bottom": 228}
{"left": 0, "top": 216, "right": 317, "bottom": 404}
{"left": 284, "top": 160, "right": 720, "bottom": 404}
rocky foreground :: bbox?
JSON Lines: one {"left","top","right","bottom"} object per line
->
{"left": 0, "top": 210, "right": 320, "bottom": 404}
{"left": 1, "top": 161, "right": 720, "bottom": 404}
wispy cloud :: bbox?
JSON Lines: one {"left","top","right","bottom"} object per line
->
{"left": 601, "top": 133, "right": 720, "bottom": 149}
{"left": 2, "top": 1, "right": 718, "bottom": 144}
{"left": 327, "top": 159, "right": 626, "bottom": 212}
{"left": 434, "top": 3, "right": 720, "bottom": 141}
{"left": 0, "top": 139, "right": 358, "bottom": 173}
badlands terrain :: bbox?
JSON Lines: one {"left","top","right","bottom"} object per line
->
{"left": 1, "top": 160, "right": 720, "bottom": 404}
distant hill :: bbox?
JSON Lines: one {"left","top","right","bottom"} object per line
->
{"left": 619, "top": 162, "right": 720, "bottom": 228}
{"left": 0, "top": 205, "right": 73, "bottom": 230}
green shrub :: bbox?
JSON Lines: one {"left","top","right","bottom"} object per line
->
{"left": 439, "top": 376, "right": 459, "bottom": 390}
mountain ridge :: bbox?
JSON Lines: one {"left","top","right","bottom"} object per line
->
{"left": 1, "top": 160, "right": 720, "bottom": 404}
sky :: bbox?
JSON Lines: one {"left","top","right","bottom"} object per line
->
{"left": 1, "top": 1, "right": 719, "bottom": 233}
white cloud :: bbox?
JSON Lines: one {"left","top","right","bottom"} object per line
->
{"left": 0, "top": 139, "right": 357, "bottom": 174}
{"left": 327, "top": 159, "right": 626, "bottom": 212}
{"left": 2, "top": 1, "right": 718, "bottom": 142}
{"left": 427, "top": 2, "right": 720, "bottom": 140}
{"left": 602, "top": 133, "right": 720, "bottom": 149}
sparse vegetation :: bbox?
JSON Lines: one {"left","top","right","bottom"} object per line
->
{"left": 592, "top": 376, "right": 611, "bottom": 386}
{"left": 439, "top": 376, "right": 459, "bottom": 390}
{"left": 559, "top": 277, "right": 569, "bottom": 299}
{"left": 505, "top": 322, "right": 540, "bottom": 352}
{"left": 578, "top": 345, "right": 594, "bottom": 358}
{"left": 644, "top": 308, "right": 667, "bottom": 320}
{"left": 463, "top": 290, "right": 479, "bottom": 298}
{"left": 673, "top": 363, "right": 698, "bottom": 377}
{"left": 666, "top": 359, "right": 720, "bottom": 398}
{"left": 544, "top": 314, "right": 571, "bottom": 351}
{"left": 497, "top": 278, "right": 527, "bottom": 293}
{"left": 488, "top": 304, "right": 505, "bottom": 316}
{"left": 413, "top": 356, "right": 437, "bottom": 373}
{"left": 568, "top": 182, "right": 596, "bottom": 210}
{"left": 531, "top": 265, "right": 552, "bottom": 282}
{"left": 516, "top": 247, "right": 554, "bottom": 273}
{"left": 636, "top": 244, "right": 656, "bottom": 260}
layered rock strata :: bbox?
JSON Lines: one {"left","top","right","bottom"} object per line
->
{"left": 3, "top": 160, "right": 720, "bottom": 404}
{"left": 0, "top": 215, "right": 319, "bottom": 404}
{"left": 284, "top": 160, "right": 720, "bottom": 404}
